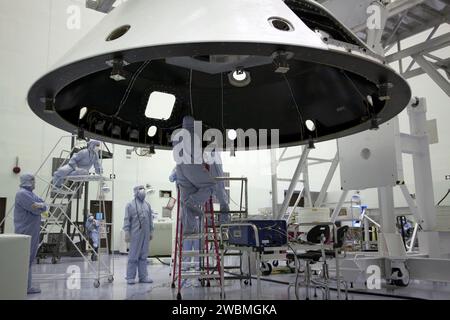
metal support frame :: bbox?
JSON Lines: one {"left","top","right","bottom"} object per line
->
{"left": 363, "top": 218, "right": 371, "bottom": 251}
{"left": 214, "top": 177, "right": 248, "bottom": 218}
{"left": 354, "top": 0, "right": 429, "bottom": 34}
{"left": 320, "top": 0, "right": 450, "bottom": 96}
{"left": 2, "top": 135, "right": 118, "bottom": 286}
{"left": 275, "top": 148, "right": 310, "bottom": 220}
{"left": 332, "top": 97, "right": 440, "bottom": 260}
{"left": 378, "top": 186, "right": 397, "bottom": 235}
{"left": 405, "top": 99, "right": 437, "bottom": 231}
{"left": 36, "top": 175, "right": 114, "bottom": 284}
{"left": 398, "top": 184, "right": 421, "bottom": 223}
{"left": 271, "top": 142, "right": 340, "bottom": 222}
{"left": 302, "top": 147, "right": 313, "bottom": 207}
{"left": 360, "top": 207, "right": 381, "bottom": 229}
{"left": 386, "top": 33, "right": 450, "bottom": 63}
{"left": 413, "top": 55, "right": 450, "bottom": 97}
{"left": 270, "top": 148, "right": 279, "bottom": 219}
{"left": 315, "top": 152, "right": 339, "bottom": 207}
{"left": 330, "top": 190, "right": 349, "bottom": 223}
{"left": 366, "top": 0, "right": 389, "bottom": 55}
{"left": 311, "top": 0, "right": 450, "bottom": 285}
{"left": 398, "top": 185, "right": 425, "bottom": 252}
{"left": 386, "top": 30, "right": 450, "bottom": 97}
{"left": 405, "top": 99, "right": 441, "bottom": 258}
{"left": 408, "top": 223, "right": 420, "bottom": 253}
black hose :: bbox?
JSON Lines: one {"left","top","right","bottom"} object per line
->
{"left": 154, "top": 256, "right": 171, "bottom": 266}
{"left": 437, "top": 189, "right": 450, "bottom": 206}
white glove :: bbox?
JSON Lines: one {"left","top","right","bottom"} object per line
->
{"left": 124, "top": 231, "right": 131, "bottom": 243}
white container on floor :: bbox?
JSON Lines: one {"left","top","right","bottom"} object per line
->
{"left": 0, "top": 234, "right": 30, "bottom": 300}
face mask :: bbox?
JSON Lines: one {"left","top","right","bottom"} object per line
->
{"left": 137, "top": 189, "right": 146, "bottom": 201}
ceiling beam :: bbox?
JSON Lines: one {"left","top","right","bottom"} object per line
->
{"left": 413, "top": 55, "right": 450, "bottom": 97}
{"left": 401, "top": 58, "right": 450, "bottom": 79}
{"left": 386, "top": 32, "right": 450, "bottom": 62}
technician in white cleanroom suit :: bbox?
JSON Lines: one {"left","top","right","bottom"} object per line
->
{"left": 14, "top": 174, "right": 48, "bottom": 294}
{"left": 123, "top": 185, "right": 154, "bottom": 285}
{"left": 171, "top": 116, "right": 220, "bottom": 270}
{"left": 172, "top": 116, "right": 217, "bottom": 233}
{"left": 85, "top": 214, "right": 100, "bottom": 262}
{"left": 169, "top": 166, "right": 201, "bottom": 270}
{"left": 52, "top": 140, "right": 103, "bottom": 189}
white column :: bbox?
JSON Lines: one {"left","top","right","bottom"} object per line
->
{"left": 364, "top": 218, "right": 371, "bottom": 251}
{"left": 408, "top": 99, "right": 437, "bottom": 230}
{"left": 378, "top": 186, "right": 396, "bottom": 234}
{"left": 302, "top": 146, "right": 313, "bottom": 207}
{"left": 377, "top": 186, "right": 407, "bottom": 257}
{"left": 407, "top": 99, "right": 440, "bottom": 257}
{"left": 270, "top": 148, "right": 279, "bottom": 219}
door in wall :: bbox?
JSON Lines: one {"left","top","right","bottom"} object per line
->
{"left": 90, "top": 200, "right": 113, "bottom": 254}
{"left": 0, "top": 198, "right": 6, "bottom": 234}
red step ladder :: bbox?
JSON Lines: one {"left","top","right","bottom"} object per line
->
{"left": 170, "top": 189, "right": 223, "bottom": 300}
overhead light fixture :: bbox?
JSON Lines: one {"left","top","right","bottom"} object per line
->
{"left": 227, "top": 129, "right": 237, "bottom": 141}
{"left": 147, "top": 126, "right": 157, "bottom": 137}
{"left": 232, "top": 70, "right": 246, "bottom": 82}
{"left": 145, "top": 92, "right": 176, "bottom": 120}
{"left": 228, "top": 69, "right": 251, "bottom": 87}
{"left": 305, "top": 120, "right": 316, "bottom": 132}
{"left": 79, "top": 107, "right": 88, "bottom": 120}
